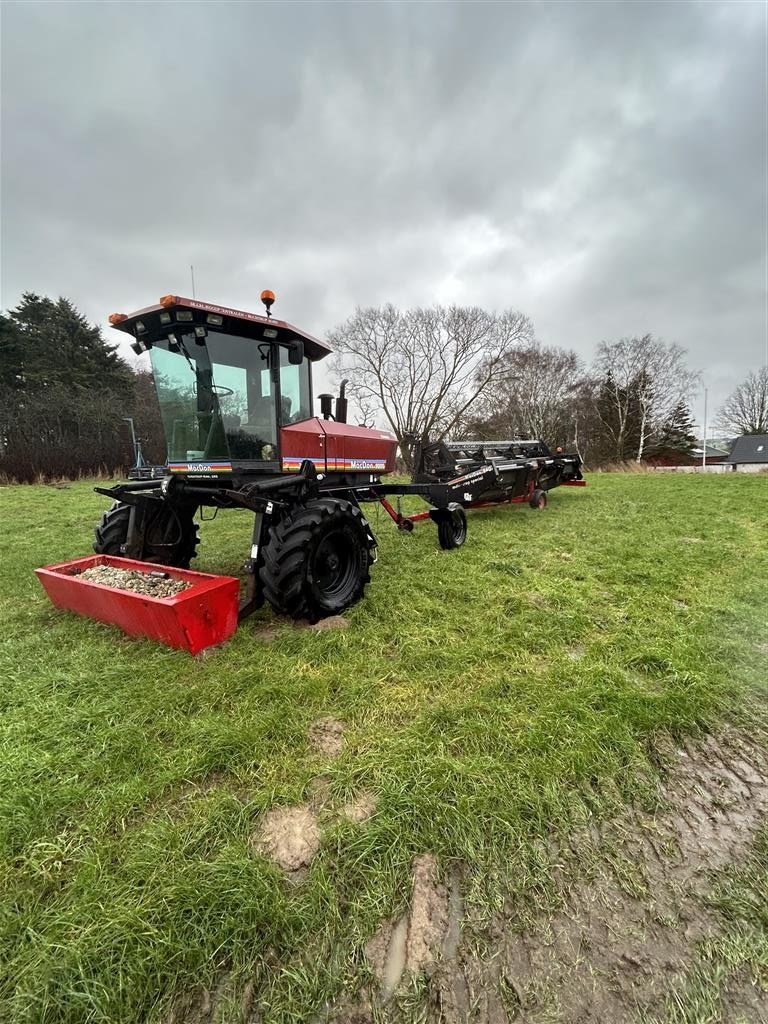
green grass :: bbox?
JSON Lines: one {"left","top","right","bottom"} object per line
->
{"left": 0, "top": 473, "right": 766, "bottom": 1022}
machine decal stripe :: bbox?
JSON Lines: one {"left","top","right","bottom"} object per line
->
{"left": 282, "top": 456, "right": 388, "bottom": 472}
{"left": 168, "top": 461, "right": 233, "bottom": 473}
{"left": 281, "top": 457, "right": 325, "bottom": 470}
{"left": 335, "top": 460, "right": 387, "bottom": 470}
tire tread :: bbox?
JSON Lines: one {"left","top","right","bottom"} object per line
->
{"left": 259, "top": 498, "right": 374, "bottom": 621}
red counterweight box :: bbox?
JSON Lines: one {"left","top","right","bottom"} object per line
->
{"left": 35, "top": 555, "right": 239, "bottom": 655}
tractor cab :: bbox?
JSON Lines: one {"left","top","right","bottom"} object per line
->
{"left": 108, "top": 293, "right": 331, "bottom": 478}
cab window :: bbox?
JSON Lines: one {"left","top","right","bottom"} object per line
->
{"left": 279, "top": 346, "right": 312, "bottom": 424}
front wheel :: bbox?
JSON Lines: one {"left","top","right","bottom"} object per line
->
{"left": 259, "top": 498, "right": 376, "bottom": 622}
{"left": 431, "top": 503, "right": 468, "bottom": 550}
{"left": 529, "top": 488, "right": 548, "bottom": 510}
{"left": 93, "top": 501, "right": 200, "bottom": 567}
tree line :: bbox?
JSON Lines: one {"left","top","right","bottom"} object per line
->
{"left": 331, "top": 305, "right": 767, "bottom": 468}
{"left": 0, "top": 294, "right": 165, "bottom": 482}
{"left": 1, "top": 292, "right": 766, "bottom": 481}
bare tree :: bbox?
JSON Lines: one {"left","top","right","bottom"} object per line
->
{"left": 592, "top": 335, "right": 699, "bottom": 462}
{"left": 329, "top": 304, "right": 533, "bottom": 466}
{"left": 466, "top": 342, "right": 583, "bottom": 445}
{"left": 716, "top": 366, "right": 768, "bottom": 435}
{"left": 349, "top": 390, "right": 379, "bottom": 429}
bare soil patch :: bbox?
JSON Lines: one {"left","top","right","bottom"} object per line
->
{"left": 720, "top": 968, "right": 768, "bottom": 1024}
{"left": 309, "top": 717, "right": 346, "bottom": 757}
{"left": 302, "top": 615, "right": 350, "bottom": 632}
{"left": 365, "top": 854, "right": 455, "bottom": 1000}
{"left": 341, "top": 792, "right": 378, "bottom": 823}
{"left": 407, "top": 854, "right": 451, "bottom": 972}
{"left": 251, "top": 803, "right": 320, "bottom": 872}
{"left": 252, "top": 623, "right": 284, "bottom": 644}
{"left": 164, "top": 970, "right": 262, "bottom": 1024}
{"left": 164, "top": 972, "right": 240, "bottom": 1024}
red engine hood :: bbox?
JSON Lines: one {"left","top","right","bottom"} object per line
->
{"left": 280, "top": 418, "right": 398, "bottom": 475}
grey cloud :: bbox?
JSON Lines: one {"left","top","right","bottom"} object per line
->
{"left": 1, "top": 0, "right": 765, "bottom": 418}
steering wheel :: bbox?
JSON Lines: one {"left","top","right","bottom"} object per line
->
{"left": 210, "top": 384, "right": 234, "bottom": 397}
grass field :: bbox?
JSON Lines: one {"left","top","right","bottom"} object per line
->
{"left": 1, "top": 473, "right": 767, "bottom": 1023}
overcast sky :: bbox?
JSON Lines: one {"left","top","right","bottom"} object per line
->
{"left": 2, "top": 0, "right": 766, "bottom": 427}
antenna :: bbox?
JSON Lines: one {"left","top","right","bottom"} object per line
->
{"left": 190, "top": 265, "right": 196, "bottom": 298}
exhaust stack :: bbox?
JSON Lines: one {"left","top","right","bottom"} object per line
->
{"left": 335, "top": 380, "right": 348, "bottom": 424}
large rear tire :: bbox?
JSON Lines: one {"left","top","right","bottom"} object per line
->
{"left": 93, "top": 501, "right": 200, "bottom": 568}
{"left": 259, "top": 498, "right": 375, "bottom": 622}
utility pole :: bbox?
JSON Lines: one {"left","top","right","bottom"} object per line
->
{"left": 702, "top": 385, "right": 708, "bottom": 468}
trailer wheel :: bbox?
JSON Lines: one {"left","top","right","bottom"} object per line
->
{"left": 93, "top": 501, "right": 200, "bottom": 567}
{"left": 433, "top": 503, "right": 467, "bottom": 550}
{"left": 259, "top": 498, "right": 375, "bottom": 622}
{"left": 529, "top": 489, "right": 548, "bottom": 510}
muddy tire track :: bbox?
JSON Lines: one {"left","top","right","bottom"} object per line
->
{"left": 424, "top": 730, "right": 768, "bottom": 1024}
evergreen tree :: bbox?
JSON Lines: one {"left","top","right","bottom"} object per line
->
{"left": 649, "top": 400, "right": 698, "bottom": 457}
{"left": 0, "top": 293, "right": 136, "bottom": 480}
{"left": 0, "top": 314, "right": 25, "bottom": 393}
{"left": 3, "top": 293, "right": 133, "bottom": 399}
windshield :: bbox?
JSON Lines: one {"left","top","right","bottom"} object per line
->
{"left": 149, "top": 332, "right": 278, "bottom": 462}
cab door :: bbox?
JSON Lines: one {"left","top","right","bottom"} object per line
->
{"left": 278, "top": 348, "right": 324, "bottom": 472}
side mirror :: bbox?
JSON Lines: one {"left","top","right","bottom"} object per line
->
{"left": 288, "top": 339, "right": 304, "bottom": 365}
